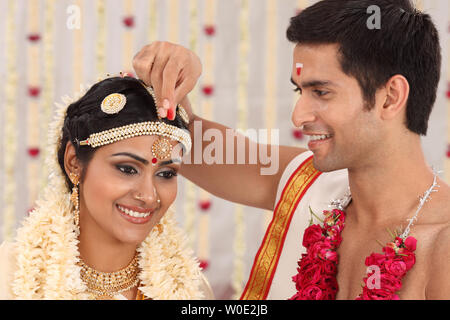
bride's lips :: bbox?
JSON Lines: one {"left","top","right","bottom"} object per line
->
{"left": 116, "top": 203, "right": 155, "bottom": 224}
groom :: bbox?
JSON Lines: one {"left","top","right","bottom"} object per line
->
{"left": 133, "top": 0, "right": 450, "bottom": 299}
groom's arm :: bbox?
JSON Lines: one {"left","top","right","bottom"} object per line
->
{"left": 133, "top": 42, "right": 308, "bottom": 211}
{"left": 180, "top": 98, "right": 307, "bottom": 210}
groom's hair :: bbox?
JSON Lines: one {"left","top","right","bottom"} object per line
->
{"left": 287, "top": 0, "right": 441, "bottom": 136}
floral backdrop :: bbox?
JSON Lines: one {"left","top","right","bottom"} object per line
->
{"left": 0, "top": 0, "right": 448, "bottom": 299}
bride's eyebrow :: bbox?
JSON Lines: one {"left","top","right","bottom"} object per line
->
{"left": 111, "top": 152, "right": 149, "bottom": 165}
{"left": 111, "top": 153, "right": 182, "bottom": 167}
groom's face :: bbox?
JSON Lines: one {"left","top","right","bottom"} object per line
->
{"left": 291, "top": 43, "right": 381, "bottom": 172}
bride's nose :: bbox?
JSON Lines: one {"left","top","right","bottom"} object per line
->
{"left": 133, "top": 179, "right": 160, "bottom": 206}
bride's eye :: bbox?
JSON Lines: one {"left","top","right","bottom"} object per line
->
{"left": 116, "top": 165, "right": 138, "bottom": 175}
{"left": 157, "top": 170, "right": 178, "bottom": 180}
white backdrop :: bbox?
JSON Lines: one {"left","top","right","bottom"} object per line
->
{"left": 0, "top": 0, "right": 448, "bottom": 299}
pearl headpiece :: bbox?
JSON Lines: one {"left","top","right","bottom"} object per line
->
{"left": 78, "top": 77, "right": 192, "bottom": 161}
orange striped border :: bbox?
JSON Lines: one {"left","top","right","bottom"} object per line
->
{"left": 240, "top": 155, "right": 321, "bottom": 300}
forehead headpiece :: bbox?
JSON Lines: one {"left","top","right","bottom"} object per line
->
{"left": 78, "top": 78, "right": 191, "bottom": 164}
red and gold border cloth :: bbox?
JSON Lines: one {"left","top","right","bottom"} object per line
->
{"left": 240, "top": 155, "right": 321, "bottom": 300}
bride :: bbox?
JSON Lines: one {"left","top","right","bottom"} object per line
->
{"left": 0, "top": 75, "right": 213, "bottom": 300}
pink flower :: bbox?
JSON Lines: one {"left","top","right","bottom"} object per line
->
{"left": 394, "top": 237, "right": 404, "bottom": 247}
{"left": 321, "top": 249, "right": 338, "bottom": 262}
{"left": 309, "top": 241, "right": 333, "bottom": 260}
{"left": 302, "top": 224, "right": 324, "bottom": 249}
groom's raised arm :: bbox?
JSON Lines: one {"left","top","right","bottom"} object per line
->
{"left": 133, "top": 42, "right": 308, "bottom": 211}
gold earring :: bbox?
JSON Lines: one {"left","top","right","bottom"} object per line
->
{"left": 69, "top": 173, "right": 80, "bottom": 228}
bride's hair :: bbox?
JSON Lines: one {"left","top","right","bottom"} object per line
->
{"left": 57, "top": 76, "right": 188, "bottom": 191}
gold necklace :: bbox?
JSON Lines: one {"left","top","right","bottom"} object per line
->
{"left": 78, "top": 253, "right": 140, "bottom": 300}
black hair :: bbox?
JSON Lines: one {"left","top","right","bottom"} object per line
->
{"left": 286, "top": 0, "right": 441, "bottom": 135}
{"left": 57, "top": 76, "right": 188, "bottom": 191}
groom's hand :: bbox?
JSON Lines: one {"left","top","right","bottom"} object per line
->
{"left": 133, "top": 41, "right": 202, "bottom": 120}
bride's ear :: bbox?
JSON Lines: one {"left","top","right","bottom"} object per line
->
{"left": 64, "top": 141, "right": 82, "bottom": 178}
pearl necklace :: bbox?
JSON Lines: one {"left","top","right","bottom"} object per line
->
{"left": 78, "top": 253, "right": 140, "bottom": 300}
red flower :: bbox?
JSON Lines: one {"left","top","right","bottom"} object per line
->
{"left": 404, "top": 236, "right": 417, "bottom": 251}
{"left": 123, "top": 16, "right": 135, "bottom": 28}
{"left": 394, "top": 237, "right": 403, "bottom": 248}
{"left": 397, "top": 249, "right": 416, "bottom": 271}
{"left": 27, "top": 33, "right": 41, "bottom": 42}
{"left": 326, "top": 226, "right": 343, "bottom": 246}
{"left": 365, "top": 252, "right": 386, "bottom": 267}
{"left": 199, "top": 199, "right": 212, "bottom": 211}
{"left": 359, "top": 286, "right": 394, "bottom": 300}
{"left": 28, "top": 147, "right": 40, "bottom": 158}
{"left": 202, "top": 85, "right": 214, "bottom": 96}
{"left": 322, "top": 261, "right": 337, "bottom": 275}
{"left": 384, "top": 260, "right": 407, "bottom": 277}
{"left": 28, "top": 86, "right": 41, "bottom": 97}
{"left": 204, "top": 25, "right": 216, "bottom": 36}
{"left": 320, "top": 249, "right": 338, "bottom": 262}
{"left": 199, "top": 260, "right": 209, "bottom": 270}
{"left": 382, "top": 246, "right": 397, "bottom": 258}
{"left": 290, "top": 205, "right": 415, "bottom": 300}
{"left": 294, "top": 263, "right": 323, "bottom": 288}
{"left": 292, "top": 129, "right": 303, "bottom": 140}
{"left": 309, "top": 240, "right": 333, "bottom": 260}
{"left": 302, "top": 224, "right": 324, "bottom": 249}
{"left": 301, "top": 285, "right": 324, "bottom": 300}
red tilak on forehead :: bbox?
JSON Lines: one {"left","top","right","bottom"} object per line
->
{"left": 296, "top": 63, "right": 303, "bottom": 76}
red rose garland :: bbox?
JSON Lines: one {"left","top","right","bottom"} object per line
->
{"left": 289, "top": 208, "right": 417, "bottom": 300}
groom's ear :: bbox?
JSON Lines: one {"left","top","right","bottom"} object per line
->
{"left": 379, "top": 74, "right": 410, "bottom": 122}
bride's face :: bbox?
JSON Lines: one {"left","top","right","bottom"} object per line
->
{"left": 77, "top": 135, "right": 182, "bottom": 245}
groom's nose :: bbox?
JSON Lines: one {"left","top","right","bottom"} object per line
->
{"left": 291, "top": 95, "right": 317, "bottom": 128}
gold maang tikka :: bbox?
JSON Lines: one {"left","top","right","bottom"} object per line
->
{"left": 142, "top": 84, "right": 184, "bottom": 165}
{"left": 69, "top": 172, "right": 80, "bottom": 228}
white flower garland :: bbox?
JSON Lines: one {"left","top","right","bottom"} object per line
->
{"left": 12, "top": 84, "right": 204, "bottom": 300}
